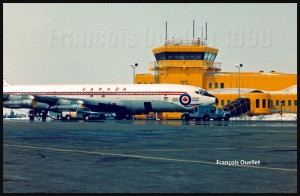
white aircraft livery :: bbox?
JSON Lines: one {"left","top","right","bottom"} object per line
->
{"left": 3, "top": 79, "right": 217, "bottom": 120}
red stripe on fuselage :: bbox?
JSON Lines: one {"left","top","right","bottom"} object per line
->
{"left": 6, "top": 91, "right": 187, "bottom": 96}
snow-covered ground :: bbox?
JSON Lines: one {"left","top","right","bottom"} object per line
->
{"left": 2, "top": 108, "right": 297, "bottom": 121}
{"left": 231, "top": 113, "right": 297, "bottom": 121}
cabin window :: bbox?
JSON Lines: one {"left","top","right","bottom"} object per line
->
{"left": 256, "top": 99, "right": 260, "bottom": 108}
{"left": 262, "top": 99, "right": 266, "bottom": 108}
{"left": 220, "top": 83, "right": 224, "bottom": 88}
{"left": 294, "top": 100, "right": 297, "bottom": 106}
{"left": 208, "top": 83, "right": 212, "bottom": 88}
{"left": 288, "top": 100, "right": 291, "bottom": 106}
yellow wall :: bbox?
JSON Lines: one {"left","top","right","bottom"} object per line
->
{"left": 205, "top": 72, "right": 297, "bottom": 91}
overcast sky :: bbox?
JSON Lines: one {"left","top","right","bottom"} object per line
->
{"left": 3, "top": 3, "right": 297, "bottom": 85}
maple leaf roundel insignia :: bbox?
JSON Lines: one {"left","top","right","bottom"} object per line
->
{"left": 179, "top": 94, "right": 191, "bottom": 106}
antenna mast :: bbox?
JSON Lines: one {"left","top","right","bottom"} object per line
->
{"left": 205, "top": 22, "right": 208, "bottom": 44}
{"left": 165, "top": 21, "right": 168, "bottom": 40}
{"left": 201, "top": 27, "right": 203, "bottom": 45}
{"left": 193, "top": 20, "right": 195, "bottom": 40}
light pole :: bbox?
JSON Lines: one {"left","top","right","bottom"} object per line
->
{"left": 235, "top": 64, "right": 243, "bottom": 97}
{"left": 130, "top": 63, "right": 138, "bottom": 84}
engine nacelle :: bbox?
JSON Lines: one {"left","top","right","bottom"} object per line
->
{"left": 49, "top": 99, "right": 84, "bottom": 112}
{"left": 4, "top": 94, "right": 34, "bottom": 101}
{"left": 3, "top": 99, "right": 50, "bottom": 110}
{"left": 56, "top": 99, "right": 84, "bottom": 105}
{"left": 31, "top": 100, "right": 50, "bottom": 110}
{"left": 49, "top": 104, "right": 84, "bottom": 112}
{"left": 3, "top": 99, "right": 34, "bottom": 109}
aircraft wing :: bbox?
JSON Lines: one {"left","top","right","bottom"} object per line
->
{"left": 3, "top": 93, "right": 127, "bottom": 113}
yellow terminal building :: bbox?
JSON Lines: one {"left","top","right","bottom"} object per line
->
{"left": 135, "top": 39, "right": 297, "bottom": 119}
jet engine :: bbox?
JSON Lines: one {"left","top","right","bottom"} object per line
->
{"left": 48, "top": 99, "right": 84, "bottom": 112}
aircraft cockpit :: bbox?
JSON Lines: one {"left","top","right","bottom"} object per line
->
{"left": 195, "top": 89, "right": 215, "bottom": 98}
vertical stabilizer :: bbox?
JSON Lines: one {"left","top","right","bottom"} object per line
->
{"left": 3, "top": 78, "right": 10, "bottom": 86}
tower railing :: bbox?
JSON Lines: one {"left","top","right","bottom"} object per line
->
{"left": 149, "top": 61, "right": 222, "bottom": 70}
{"left": 164, "top": 39, "right": 207, "bottom": 46}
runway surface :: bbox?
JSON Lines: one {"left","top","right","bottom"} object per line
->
{"left": 3, "top": 119, "right": 297, "bottom": 193}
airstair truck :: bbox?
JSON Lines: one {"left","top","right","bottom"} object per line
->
{"left": 181, "top": 105, "right": 231, "bottom": 121}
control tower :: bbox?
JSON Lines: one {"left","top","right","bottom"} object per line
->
{"left": 136, "top": 38, "right": 221, "bottom": 87}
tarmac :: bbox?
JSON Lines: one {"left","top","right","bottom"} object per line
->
{"left": 3, "top": 119, "right": 297, "bottom": 193}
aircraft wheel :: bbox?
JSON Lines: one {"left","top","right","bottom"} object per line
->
{"left": 203, "top": 114, "right": 210, "bottom": 121}
{"left": 29, "top": 116, "right": 34, "bottom": 121}
{"left": 84, "top": 115, "right": 89, "bottom": 121}
{"left": 181, "top": 114, "right": 190, "bottom": 121}
{"left": 224, "top": 115, "right": 230, "bottom": 121}
{"left": 66, "top": 115, "right": 71, "bottom": 121}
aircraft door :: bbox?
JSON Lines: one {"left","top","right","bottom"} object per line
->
{"left": 144, "top": 102, "right": 153, "bottom": 112}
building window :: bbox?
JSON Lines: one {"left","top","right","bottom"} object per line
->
{"left": 215, "top": 82, "right": 218, "bottom": 89}
{"left": 220, "top": 83, "right": 224, "bottom": 88}
{"left": 262, "top": 99, "right": 266, "bottom": 108}
{"left": 270, "top": 100, "right": 273, "bottom": 107}
{"left": 256, "top": 99, "right": 260, "bottom": 108}
{"left": 276, "top": 100, "right": 279, "bottom": 106}
{"left": 268, "top": 99, "right": 270, "bottom": 108}
{"left": 281, "top": 100, "right": 285, "bottom": 106}
{"left": 288, "top": 100, "right": 291, "bottom": 106}
{"left": 221, "top": 100, "right": 225, "bottom": 106}
{"left": 209, "top": 83, "right": 212, "bottom": 88}
{"left": 294, "top": 100, "right": 297, "bottom": 106}
{"left": 227, "top": 100, "right": 230, "bottom": 104}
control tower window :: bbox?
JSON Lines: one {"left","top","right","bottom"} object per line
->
{"left": 207, "top": 53, "right": 212, "bottom": 61}
{"left": 210, "top": 53, "right": 217, "bottom": 61}
{"left": 204, "top": 53, "right": 208, "bottom": 61}
{"left": 154, "top": 52, "right": 205, "bottom": 61}
{"left": 203, "top": 53, "right": 217, "bottom": 62}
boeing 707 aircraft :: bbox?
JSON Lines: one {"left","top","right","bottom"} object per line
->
{"left": 3, "top": 79, "right": 217, "bottom": 120}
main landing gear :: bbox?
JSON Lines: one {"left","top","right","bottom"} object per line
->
{"left": 28, "top": 110, "right": 48, "bottom": 121}
{"left": 115, "top": 113, "right": 133, "bottom": 120}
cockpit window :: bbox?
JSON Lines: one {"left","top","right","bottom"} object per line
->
{"left": 199, "top": 89, "right": 208, "bottom": 95}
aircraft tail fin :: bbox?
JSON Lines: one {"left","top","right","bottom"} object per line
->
{"left": 3, "top": 78, "right": 11, "bottom": 86}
